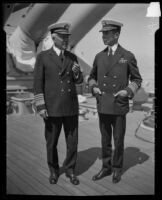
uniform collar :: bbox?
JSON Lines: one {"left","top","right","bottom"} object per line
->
{"left": 53, "top": 45, "right": 64, "bottom": 56}
{"left": 108, "top": 43, "right": 118, "bottom": 55}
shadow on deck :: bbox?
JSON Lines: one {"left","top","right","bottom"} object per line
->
{"left": 6, "top": 99, "right": 154, "bottom": 195}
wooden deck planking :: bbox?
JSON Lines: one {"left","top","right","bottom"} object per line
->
{"left": 7, "top": 131, "right": 81, "bottom": 195}
{"left": 76, "top": 160, "right": 146, "bottom": 195}
{"left": 7, "top": 141, "right": 97, "bottom": 196}
{"left": 7, "top": 143, "right": 77, "bottom": 195}
{"left": 8, "top": 160, "right": 58, "bottom": 195}
{"left": 8, "top": 119, "right": 154, "bottom": 187}
{"left": 121, "top": 171, "right": 154, "bottom": 194}
{"left": 7, "top": 122, "right": 104, "bottom": 195}
{"left": 7, "top": 112, "right": 154, "bottom": 195}
{"left": 37, "top": 167, "right": 89, "bottom": 196}
{"left": 7, "top": 168, "right": 39, "bottom": 195}
{"left": 8, "top": 134, "right": 152, "bottom": 195}
{"left": 7, "top": 127, "right": 111, "bottom": 195}
{"left": 7, "top": 141, "right": 81, "bottom": 195}
{"left": 7, "top": 174, "right": 24, "bottom": 195}
{"left": 8, "top": 113, "right": 153, "bottom": 155}
{"left": 8, "top": 112, "right": 153, "bottom": 151}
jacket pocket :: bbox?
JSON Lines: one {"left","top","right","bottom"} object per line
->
{"left": 115, "top": 95, "right": 128, "bottom": 108}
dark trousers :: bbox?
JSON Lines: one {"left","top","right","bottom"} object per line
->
{"left": 44, "top": 115, "right": 78, "bottom": 173}
{"left": 98, "top": 113, "right": 126, "bottom": 170}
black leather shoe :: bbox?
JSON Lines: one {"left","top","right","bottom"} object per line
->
{"left": 92, "top": 168, "right": 112, "bottom": 181}
{"left": 49, "top": 171, "right": 59, "bottom": 184}
{"left": 112, "top": 169, "right": 122, "bottom": 184}
{"left": 66, "top": 173, "right": 80, "bottom": 185}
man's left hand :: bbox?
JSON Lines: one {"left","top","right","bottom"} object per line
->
{"left": 72, "top": 62, "right": 80, "bottom": 74}
{"left": 114, "top": 90, "right": 128, "bottom": 97}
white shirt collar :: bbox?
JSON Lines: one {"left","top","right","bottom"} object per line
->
{"left": 53, "top": 45, "right": 64, "bottom": 56}
{"left": 108, "top": 43, "right": 118, "bottom": 55}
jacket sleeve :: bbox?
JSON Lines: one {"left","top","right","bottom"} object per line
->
{"left": 33, "top": 53, "right": 46, "bottom": 114}
{"left": 125, "top": 53, "right": 143, "bottom": 99}
{"left": 87, "top": 56, "right": 98, "bottom": 94}
{"left": 72, "top": 56, "right": 84, "bottom": 84}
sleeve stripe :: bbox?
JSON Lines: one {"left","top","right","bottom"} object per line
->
{"left": 38, "top": 109, "right": 46, "bottom": 115}
{"left": 34, "top": 93, "right": 45, "bottom": 108}
{"left": 34, "top": 93, "right": 44, "bottom": 97}
{"left": 131, "top": 82, "right": 138, "bottom": 89}
{"left": 35, "top": 99, "right": 45, "bottom": 106}
{"left": 35, "top": 96, "right": 44, "bottom": 101}
{"left": 128, "top": 85, "right": 136, "bottom": 93}
{"left": 35, "top": 94, "right": 44, "bottom": 99}
{"left": 35, "top": 95, "right": 44, "bottom": 99}
{"left": 128, "top": 81, "right": 139, "bottom": 94}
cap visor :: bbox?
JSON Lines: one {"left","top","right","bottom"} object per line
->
{"left": 57, "top": 32, "right": 71, "bottom": 35}
{"left": 99, "top": 27, "right": 117, "bottom": 32}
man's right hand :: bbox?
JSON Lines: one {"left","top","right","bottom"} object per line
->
{"left": 93, "top": 87, "right": 102, "bottom": 95}
{"left": 39, "top": 110, "right": 48, "bottom": 119}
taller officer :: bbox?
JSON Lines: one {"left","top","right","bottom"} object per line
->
{"left": 88, "top": 20, "right": 142, "bottom": 183}
{"left": 33, "top": 22, "right": 83, "bottom": 185}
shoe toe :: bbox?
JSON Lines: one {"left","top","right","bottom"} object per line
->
{"left": 92, "top": 169, "right": 111, "bottom": 181}
{"left": 49, "top": 173, "right": 59, "bottom": 184}
{"left": 66, "top": 173, "right": 80, "bottom": 185}
{"left": 112, "top": 172, "right": 121, "bottom": 183}
{"left": 92, "top": 175, "right": 98, "bottom": 181}
{"left": 71, "top": 178, "right": 80, "bottom": 185}
{"left": 49, "top": 177, "right": 57, "bottom": 184}
{"left": 112, "top": 177, "right": 120, "bottom": 184}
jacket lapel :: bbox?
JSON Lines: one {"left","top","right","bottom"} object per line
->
{"left": 105, "top": 45, "right": 123, "bottom": 75}
{"left": 102, "top": 47, "right": 110, "bottom": 72}
{"left": 60, "top": 50, "right": 72, "bottom": 75}
{"left": 48, "top": 47, "right": 62, "bottom": 69}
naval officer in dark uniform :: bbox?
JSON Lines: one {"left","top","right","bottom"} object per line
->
{"left": 33, "top": 22, "right": 83, "bottom": 185}
{"left": 88, "top": 20, "right": 142, "bottom": 183}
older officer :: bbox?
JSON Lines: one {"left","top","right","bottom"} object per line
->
{"left": 34, "top": 22, "right": 83, "bottom": 185}
{"left": 88, "top": 20, "right": 142, "bottom": 183}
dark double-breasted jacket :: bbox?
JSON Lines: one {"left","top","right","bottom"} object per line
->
{"left": 88, "top": 44, "right": 142, "bottom": 115}
{"left": 33, "top": 47, "right": 83, "bottom": 117}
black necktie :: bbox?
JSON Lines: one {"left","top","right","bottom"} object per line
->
{"left": 59, "top": 51, "right": 64, "bottom": 62}
{"left": 108, "top": 47, "right": 113, "bottom": 65}
{"left": 108, "top": 47, "right": 113, "bottom": 57}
